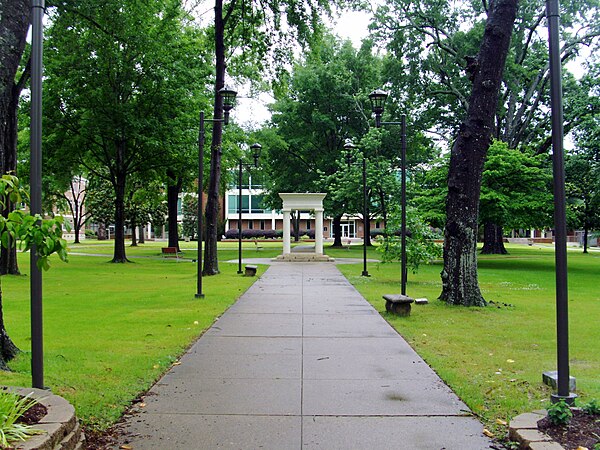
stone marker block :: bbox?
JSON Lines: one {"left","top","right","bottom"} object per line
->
{"left": 542, "top": 370, "right": 576, "bottom": 391}
{"left": 415, "top": 298, "right": 429, "bottom": 305}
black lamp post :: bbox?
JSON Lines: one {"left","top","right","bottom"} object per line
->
{"left": 369, "top": 89, "right": 408, "bottom": 296}
{"left": 344, "top": 139, "right": 370, "bottom": 277}
{"left": 30, "top": 0, "right": 45, "bottom": 389}
{"left": 197, "top": 86, "right": 237, "bottom": 298}
{"left": 546, "top": 0, "right": 576, "bottom": 404}
{"left": 238, "top": 143, "right": 262, "bottom": 274}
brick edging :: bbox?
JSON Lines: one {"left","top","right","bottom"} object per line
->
{"left": 3, "top": 387, "right": 85, "bottom": 450}
{"left": 508, "top": 410, "right": 564, "bottom": 449}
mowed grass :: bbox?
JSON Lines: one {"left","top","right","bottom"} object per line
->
{"left": 1, "top": 240, "right": 598, "bottom": 436}
{"left": 336, "top": 244, "right": 600, "bottom": 433}
{"left": 0, "top": 241, "right": 264, "bottom": 430}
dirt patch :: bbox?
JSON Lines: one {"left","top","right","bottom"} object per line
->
{"left": 17, "top": 402, "right": 47, "bottom": 425}
{"left": 538, "top": 409, "right": 600, "bottom": 449}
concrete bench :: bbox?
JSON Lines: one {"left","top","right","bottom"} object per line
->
{"left": 244, "top": 265, "right": 258, "bottom": 276}
{"left": 161, "top": 247, "right": 180, "bottom": 260}
{"left": 383, "top": 294, "right": 414, "bottom": 316}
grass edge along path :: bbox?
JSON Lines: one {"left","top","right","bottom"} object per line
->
{"left": 0, "top": 247, "right": 262, "bottom": 431}
{"left": 335, "top": 244, "right": 600, "bottom": 438}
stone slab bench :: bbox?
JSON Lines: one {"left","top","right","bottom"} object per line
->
{"left": 244, "top": 265, "right": 258, "bottom": 277}
{"left": 383, "top": 294, "right": 414, "bottom": 316}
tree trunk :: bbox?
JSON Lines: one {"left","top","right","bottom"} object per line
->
{"left": 0, "top": 2, "right": 30, "bottom": 276}
{"left": 291, "top": 211, "right": 301, "bottom": 242}
{"left": 73, "top": 221, "right": 82, "bottom": 244}
{"left": 203, "top": 0, "right": 226, "bottom": 276}
{"left": 440, "top": 0, "right": 517, "bottom": 307}
{"left": 97, "top": 223, "right": 107, "bottom": 240}
{"left": 111, "top": 173, "right": 129, "bottom": 263}
{"left": 167, "top": 174, "right": 182, "bottom": 250}
{"left": 0, "top": 288, "right": 20, "bottom": 370}
{"left": 481, "top": 222, "right": 508, "bottom": 254}
{"left": 130, "top": 219, "right": 137, "bottom": 247}
{"left": 139, "top": 225, "right": 145, "bottom": 244}
{"left": 583, "top": 226, "right": 588, "bottom": 254}
{"left": 331, "top": 215, "right": 343, "bottom": 247}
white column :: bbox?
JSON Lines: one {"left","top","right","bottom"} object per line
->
{"left": 315, "top": 208, "right": 324, "bottom": 254}
{"left": 283, "top": 209, "right": 291, "bottom": 255}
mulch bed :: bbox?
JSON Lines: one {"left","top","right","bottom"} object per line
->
{"left": 17, "top": 402, "right": 47, "bottom": 425}
{"left": 538, "top": 410, "right": 600, "bottom": 449}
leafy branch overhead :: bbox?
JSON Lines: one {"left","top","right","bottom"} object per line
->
{"left": 0, "top": 175, "right": 69, "bottom": 271}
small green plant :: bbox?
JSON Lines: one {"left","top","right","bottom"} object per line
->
{"left": 582, "top": 398, "right": 600, "bottom": 415}
{"left": 593, "top": 443, "right": 600, "bottom": 450}
{"left": 0, "top": 392, "right": 42, "bottom": 447}
{"left": 547, "top": 399, "right": 573, "bottom": 425}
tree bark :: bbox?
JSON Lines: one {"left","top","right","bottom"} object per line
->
{"left": 331, "top": 215, "right": 343, "bottom": 247}
{"left": 97, "top": 223, "right": 107, "bottom": 240}
{"left": 440, "top": 0, "right": 517, "bottom": 306}
{"left": 130, "top": 219, "right": 137, "bottom": 247}
{"left": 139, "top": 225, "right": 145, "bottom": 244}
{"left": 0, "top": 0, "right": 30, "bottom": 367}
{"left": 111, "top": 170, "right": 129, "bottom": 263}
{"left": 0, "top": 2, "right": 30, "bottom": 277}
{"left": 167, "top": 174, "right": 182, "bottom": 251}
{"left": 203, "top": 0, "right": 226, "bottom": 276}
{"left": 481, "top": 222, "right": 508, "bottom": 254}
{"left": 583, "top": 226, "right": 588, "bottom": 254}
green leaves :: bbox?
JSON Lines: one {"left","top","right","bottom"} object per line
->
{"left": 547, "top": 399, "right": 573, "bottom": 426}
{"left": 0, "top": 175, "right": 69, "bottom": 271}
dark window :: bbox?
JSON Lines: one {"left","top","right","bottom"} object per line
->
{"left": 260, "top": 220, "right": 265, "bottom": 230}
{"left": 248, "top": 220, "right": 253, "bottom": 229}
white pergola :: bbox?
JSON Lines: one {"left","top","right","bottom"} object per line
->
{"left": 279, "top": 193, "right": 327, "bottom": 259}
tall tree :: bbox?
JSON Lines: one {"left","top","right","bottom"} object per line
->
{"left": 440, "top": 0, "right": 517, "bottom": 306}
{"left": 479, "top": 141, "right": 553, "bottom": 253}
{"left": 202, "top": 0, "right": 346, "bottom": 274}
{"left": 44, "top": 0, "right": 205, "bottom": 262}
{"left": 566, "top": 113, "right": 600, "bottom": 253}
{"left": 0, "top": 175, "right": 68, "bottom": 370}
{"left": 372, "top": 0, "right": 600, "bottom": 253}
{"left": 261, "top": 36, "right": 387, "bottom": 247}
{"left": 0, "top": 0, "right": 31, "bottom": 275}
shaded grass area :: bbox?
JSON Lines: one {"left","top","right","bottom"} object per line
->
{"left": 336, "top": 245, "right": 600, "bottom": 434}
{"left": 0, "top": 244, "right": 262, "bottom": 430}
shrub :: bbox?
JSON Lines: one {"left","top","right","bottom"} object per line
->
{"left": 547, "top": 399, "right": 573, "bottom": 425}
{"left": 370, "top": 228, "right": 386, "bottom": 238}
{"left": 84, "top": 229, "right": 97, "bottom": 239}
{"left": 582, "top": 399, "right": 600, "bottom": 415}
{"left": 224, "top": 229, "right": 280, "bottom": 239}
{"left": 224, "top": 229, "right": 239, "bottom": 239}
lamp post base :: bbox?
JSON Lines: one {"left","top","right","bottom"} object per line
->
{"left": 194, "top": 293, "right": 205, "bottom": 299}
{"left": 550, "top": 392, "right": 577, "bottom": 405}
{"left": 361, "top": 271, "right": 370, "bottom": 277}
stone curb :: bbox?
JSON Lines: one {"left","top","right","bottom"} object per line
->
{"left": 3, "top": 387, "right": 85, "bottom": 450}
{"left": 509, "top": 410, "right": 564, "bottom": 449}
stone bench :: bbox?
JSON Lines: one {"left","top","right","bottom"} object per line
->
{"left": 244, "top": 265, "right": 258, "bottom": 277}
{"left": 383, "top": 294, "right": 414, "bottom": 316}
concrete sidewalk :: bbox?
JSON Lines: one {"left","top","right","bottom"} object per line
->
{"left": 114, "top": 263, "right": 493, "bottom": 449}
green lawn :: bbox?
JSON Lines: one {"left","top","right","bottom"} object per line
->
{"left": 0, "top": 241, "right": 263, "bottom": 430}
{"left": 1, "top": 240, "right": 598, "bottom": 437}
{"left": 336, "top": 244, "right": 600, "bottom": 433}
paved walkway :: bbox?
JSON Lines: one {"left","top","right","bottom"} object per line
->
{"left": 114, "top": 263, "right": 493, "bottom": 449}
